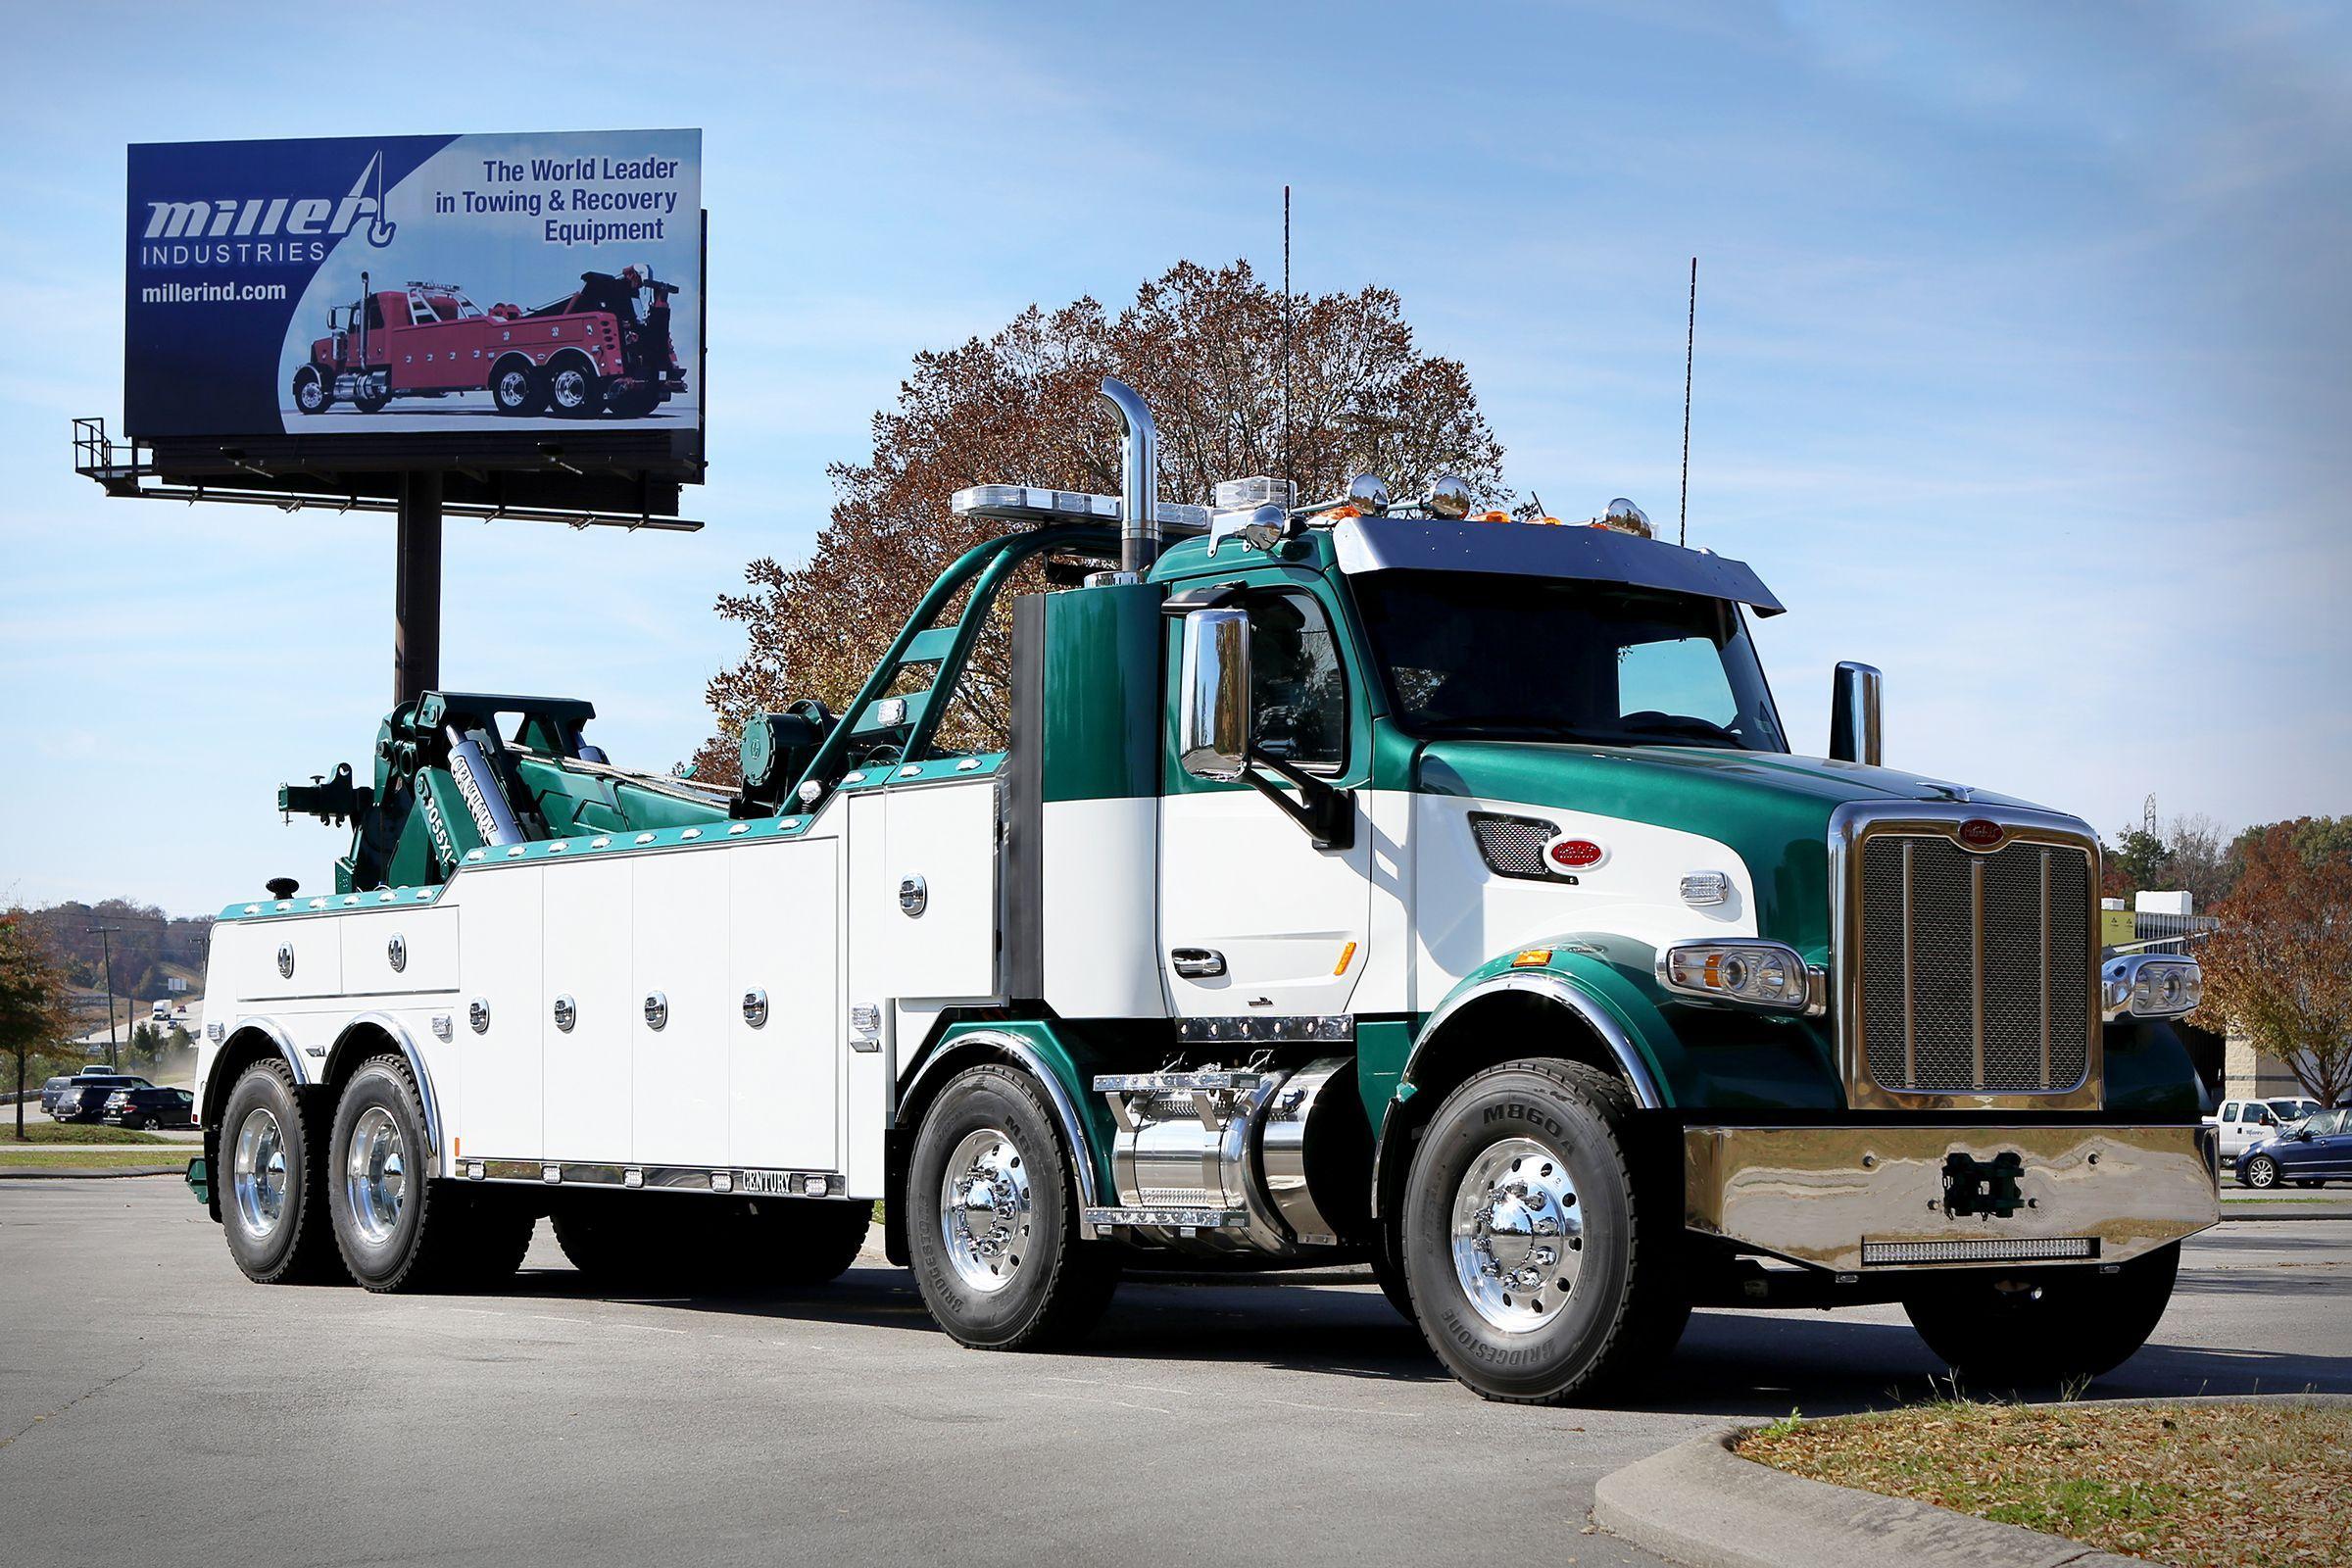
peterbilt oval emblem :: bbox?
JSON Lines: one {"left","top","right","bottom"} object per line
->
{"left": 1958, "top": 818, "right": 2004, "bottom": 849}
{"left": 1545, "top": 837, "right": 1605, "bottom": 871}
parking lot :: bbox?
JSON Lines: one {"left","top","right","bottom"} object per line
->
{"left": 3, "top": 1179, "right": 2346, "bottom": 1568}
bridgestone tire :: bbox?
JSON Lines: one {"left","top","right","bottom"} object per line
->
{"left": 326, "top": 1055, "right": 482, "bottom": 1293}
{"left": 219, "top": 1058, "right": 341, "bottom": 1285}
{"left": 552, "top": 1197, "right": 667, "bottom": 1291}
{"left": 1904, "top": 1243, "right": 2180, "bottom": 1390}
{"left": 1369, "top": 1220, "right": 1415, "bottom": 1323}
{"left": 906, "top": 1064, "right": 1118, "bottom": 1350}
{"left": 1401, "top": 1059, "right": 1684, "bottom": 1404}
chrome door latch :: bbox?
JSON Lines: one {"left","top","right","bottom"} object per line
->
{"left": 1170, "top": 948, "right": 1227, "bottom": 979}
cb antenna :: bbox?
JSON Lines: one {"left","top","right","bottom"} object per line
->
{"left": 1282, "top": 184, "right": 1293, "bottom": 494}
{"left": 1680, "top": 257, "right": 1696, "bottom": 548}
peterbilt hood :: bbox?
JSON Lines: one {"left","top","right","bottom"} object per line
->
{"left": 1413, "top": 741, "right": 2065, "bottom": 956}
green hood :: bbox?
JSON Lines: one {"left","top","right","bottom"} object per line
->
{"left": 1413, "top": 741, "right": 2054, "bottom": 956}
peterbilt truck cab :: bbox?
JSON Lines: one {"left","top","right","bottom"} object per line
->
{"left": 192, "top": 378, "right": 2216, "bottom": 1403}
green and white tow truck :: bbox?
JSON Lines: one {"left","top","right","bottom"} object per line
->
{"left": 190, "top": 379, "right": 2217, "bottom": 1402}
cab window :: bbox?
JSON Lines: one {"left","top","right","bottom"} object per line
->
{"left": 1247, "top": 589, "right": 1347, "bottom": 772}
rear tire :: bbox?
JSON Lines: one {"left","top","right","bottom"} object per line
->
{"left": 325, "top": 1055, "right": 481, "bottom": 1293}
{"left": 552, "top": 1196, "right": 666, "bottom": 1290}
{"left": 906, "top": 1064, "right": 1119, "bottom": 1349}
{"left": 219, "top": 1057, "right": 340, "bottom": 1285}
{"left": 488, "top": 356, "right": 545, "bottom": 416}
{"left": 545, "top": 353, "right": 601, "bottom": 417}
{"left": 1400, "top": 1058, "right": 1684, "bottom": 1403}
{"left": 1904, "top": 1244, "right": 2180, "bottom": 1389}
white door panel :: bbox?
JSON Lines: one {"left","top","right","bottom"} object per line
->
{"left": 455, "top": 867, "right": 543, "bottom": 1159}
{"left": 882, "top": 780, "right": 1001, "bottom": 1002}
{"left": 632, "top": 851, "right": 731, "bottom": 1166}
{"left": 729, "top": 840, "right": 840, "bottom": 1173}
{"left": 337, "top": 907, "right": 459, "bottom": 995}
{"left": 1160, "top": 790, "right": 1370, "bottom": 1017}
{"left": 542, "top": 858, "right": 634, "bottom": 1163}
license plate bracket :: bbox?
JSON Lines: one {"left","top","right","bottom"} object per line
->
{"left": 1940, "top": 1150, "right": 2027, "bottom": 1218}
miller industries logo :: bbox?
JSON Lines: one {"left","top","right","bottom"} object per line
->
{"left": 139, "top": 150, "right": 398, "bottom": 269}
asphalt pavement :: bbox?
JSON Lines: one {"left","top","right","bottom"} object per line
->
{"left": 2, "top": 1179, "right": 2346, "bottom": 1568}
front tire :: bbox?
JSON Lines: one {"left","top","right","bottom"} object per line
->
{"left": 2244, "top": 1154, "right": 2279, "bottom": 1190}
{"left": 220, "top": 1058, "right": 340, "bottom": 1285}
{"left": 906, "top": 1064, "right": 1118, "bottom": 1349}
{"left": 1401, "top": 1059, "right": 1685, "bottom": 1403}
{"left": 1904, "top": 1244, "right": 2180, "bottom": 1389}
{"left": 291, "top": 365, "right": 329, "bottom": 415}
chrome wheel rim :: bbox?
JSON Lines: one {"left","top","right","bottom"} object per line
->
{"left": 230, "top": 1106, "right": 289, "bottom": 1240}
{"left": 297, "top": 377, "right": 322, "bottom": 410}
{"left": 497, "top": 368, "right": 531, "bottom": 407}
{"left": 938, "top": 1126, "right": 1033, "bottom": 1294}
{"left": 553, "top": 368, "right": 590, "bottom": 409}
{"left": 343, "top": 1105, "right": 408, "bottom": 1247}
{"left": 1450, "top": 1136, "right": 1584, "bottom": 1333}
{"left": 2248, "top": 1158, "right": 2276, "bottom": 1189}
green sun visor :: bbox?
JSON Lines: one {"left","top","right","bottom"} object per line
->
{"left": 1328, "top": 516, "right": 1785, "bottom": 615}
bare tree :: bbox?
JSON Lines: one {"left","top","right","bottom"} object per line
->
{"left": 692, "top": 260, "right": 1507, "bottom": 779}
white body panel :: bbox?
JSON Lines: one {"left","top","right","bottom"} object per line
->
{"left": 454, "top": 865, "right": 545, "bottom": 1161}
{"left": 542, "top": 858, "right": 634, "bottom": 1163}
{"left": 728, "top": 839, "right": 841, "bottom": 1172}
{"left": 1041, "top": 797, "right": 1164, "bottom": 1018}
{"left": 1411, "top": 793, "right": 1758, "bottom": 1003}
{"left": 337, "top": 907, "right": 459, "bottom": 997}
{"left": 882, "top": 779, "right": 1002, "bottom": 1003}
{"left": 630, "top": 850, "right": 731, "bottom": 1167}
{"left": 1159, "top": 789, "right": 1371, "bottom": 1017}
{"left": 844, "top": 793, "right": 895, "bottom": 1196}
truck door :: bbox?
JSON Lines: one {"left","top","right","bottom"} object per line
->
{"left": 1159, "top": 577, "right": 1374, "bottom": 1019}
{"left": 541, "top": 858, "right": 633, "bottom": 1163}
{"left": 631, "top": 849, "right": 732, "bottom": 1167}
{"left": 455, "top": 864, "right": 544, "bottom": 1160}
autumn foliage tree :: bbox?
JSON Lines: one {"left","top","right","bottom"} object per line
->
{"left": 692, "top": 260, "right": 1506, "bottom": 779}
{"left": 2195, "top": 818, "right": 2352, "bottom": 1107}
{"left": 1, "top": 909, "right": 74, "bottom": 1141}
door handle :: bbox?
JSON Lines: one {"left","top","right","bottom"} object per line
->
{"left": 1171, "top": 948, "right": 1227, "bottom": 979}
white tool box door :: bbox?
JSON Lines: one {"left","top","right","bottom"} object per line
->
{"left": 881, "top": 779, "right": 1002, "bottom": 1003}
{"left": 455, "top": 865, "right": 545, "bottom": 1160}
{"left": 631, "top": 850, "right": 732, "bottom": 1167}
{"left": 729, "top": 839, "right": 841, "bottom": 1173}
{"left": 541, "top": 858, "right": 634, "bottom": 1164}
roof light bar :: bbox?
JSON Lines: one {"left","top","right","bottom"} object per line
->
{"left": 951, "top": 483, "right": 1209, "bottom": 533}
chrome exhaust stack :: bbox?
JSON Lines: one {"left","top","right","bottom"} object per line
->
{"left": 1099, "top": 377, "right": 1159, "bottom": 576}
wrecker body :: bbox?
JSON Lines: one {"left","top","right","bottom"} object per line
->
{"left": 194, "top": 381, "right": 2216, "bottom": 1401}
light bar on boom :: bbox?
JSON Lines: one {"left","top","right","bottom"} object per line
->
{"left": 951, "top": 483, "right": 1209, "bottom": 534}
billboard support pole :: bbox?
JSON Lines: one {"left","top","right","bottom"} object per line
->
{"left": 393, "top": 469, "right": 442, "bottom": 708}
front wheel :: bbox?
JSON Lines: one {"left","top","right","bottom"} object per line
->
{"left": 2244, "top": 1154, "right": 2279, "bottom": 1190}
{"left": 1904, "top": 1244, "right": 2180, "bottom": 1389}
{"left": 1400, "top": 1059, "right": 1686, "bottom": 1403}
{"left": 906, "top": 1064, "right": 1118, "bottom": 1349}
{"left": 291, "top": 365, "right": 330, "bottom": 415}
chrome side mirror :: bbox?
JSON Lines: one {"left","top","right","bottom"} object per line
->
{"left": 1178, "top": 607, "right": 1251, "bottom": 781}
{"left": 1830, "top": 662, "right": 1883, "bottom": 766}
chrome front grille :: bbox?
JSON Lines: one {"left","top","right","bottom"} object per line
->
{"left": 1853, "top": 828, "right": 2095, "bottom": 1097}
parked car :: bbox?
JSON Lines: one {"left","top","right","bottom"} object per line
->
{"left": 2207, "top": 1098, "right": 2286, "bottom": 1161}
{"left": 2265, "top": 1097, "right": 2323, "bottom": 1123}
{"left": 103, "top": 1085, "right": 194, "bottom": 1131}
{"left": 2236, "top": 1108, "right": 2352, "bottom": 1190}
{"left": 38, "top": 1075, "right": 75, "bottom": 1113}
{"left": 50, "top": 1074, "right": 154, "bottom": 1123}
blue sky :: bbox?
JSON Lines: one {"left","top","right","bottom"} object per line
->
{"left": 3, "top": 1, "right": 2346, "bottom": 914}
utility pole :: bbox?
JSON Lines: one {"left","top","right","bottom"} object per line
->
{"left": 85, "top": 924, "right": 122, "bottom": 1071}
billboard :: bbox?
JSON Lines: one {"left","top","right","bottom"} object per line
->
{"left": 124, "top": 129, "right": 701, "bottom": 445}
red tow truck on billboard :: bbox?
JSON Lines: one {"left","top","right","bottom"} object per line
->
{"left": 292, "top": 267, "right": 684, "bottom": 419}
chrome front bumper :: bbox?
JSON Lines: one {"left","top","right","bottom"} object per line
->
{"left": 1685, "top": 1124, "right": 2219, "bottom": 1273}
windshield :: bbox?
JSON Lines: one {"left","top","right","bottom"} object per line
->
{"left": 1350, "top": 570, "right": 1788, "bottom": 751}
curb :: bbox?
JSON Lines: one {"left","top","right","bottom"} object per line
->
{"left": 2219, "top": 1206, "right": 2352, "bottom": 1222}
{"left": 1592, "top": 1394, "right": 2349, "bottom": 1568}
{"left": 0, "top": 1167, "right": 182, "bottom": 1181}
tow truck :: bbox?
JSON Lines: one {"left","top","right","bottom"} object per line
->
{"left": 190, "top": 379, "right": 2216, "bottom": 1402}
{"left": 291, "top": 268, "right": 684, "bottom": 419}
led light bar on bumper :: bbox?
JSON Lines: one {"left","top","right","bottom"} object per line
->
{"left": 2101, "top": 954, "right": 2203, "bottom": 1020}
{"left": 1656, "top": 940, "right": 1823, "bottom": 1015}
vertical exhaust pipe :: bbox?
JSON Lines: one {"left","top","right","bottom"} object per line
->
{"left": 1100, "top": 377, "right": 1158, "bottom": 576}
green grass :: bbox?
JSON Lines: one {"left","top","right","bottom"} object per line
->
{"left": 4, "top": 1121, "right": 183, "bottom": 1145}
{"left": 0, "top": 1148, "right": 188, "bottom": 1171}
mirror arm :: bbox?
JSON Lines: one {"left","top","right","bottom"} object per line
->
{"left": 1243, "top": 750, "right": 1355, "bottom": 852}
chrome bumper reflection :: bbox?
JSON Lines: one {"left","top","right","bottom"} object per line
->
{"left": 1684, "top": 1124, "right": 2219, "bottom": 1272}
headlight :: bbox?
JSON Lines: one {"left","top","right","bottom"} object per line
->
{"left": 1655, "top": 941, "right": 1820, "bottom": 1014}
{"left": 2102, "top": 955, "right": 2203, "bottom": 1020}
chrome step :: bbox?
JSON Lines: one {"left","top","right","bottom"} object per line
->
{"left": 1091, "top": 1071, "right": 1266, "bottom": 1093}
{"left": 1083, "top": 1205, "right": 1249, "bottom": 1232}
